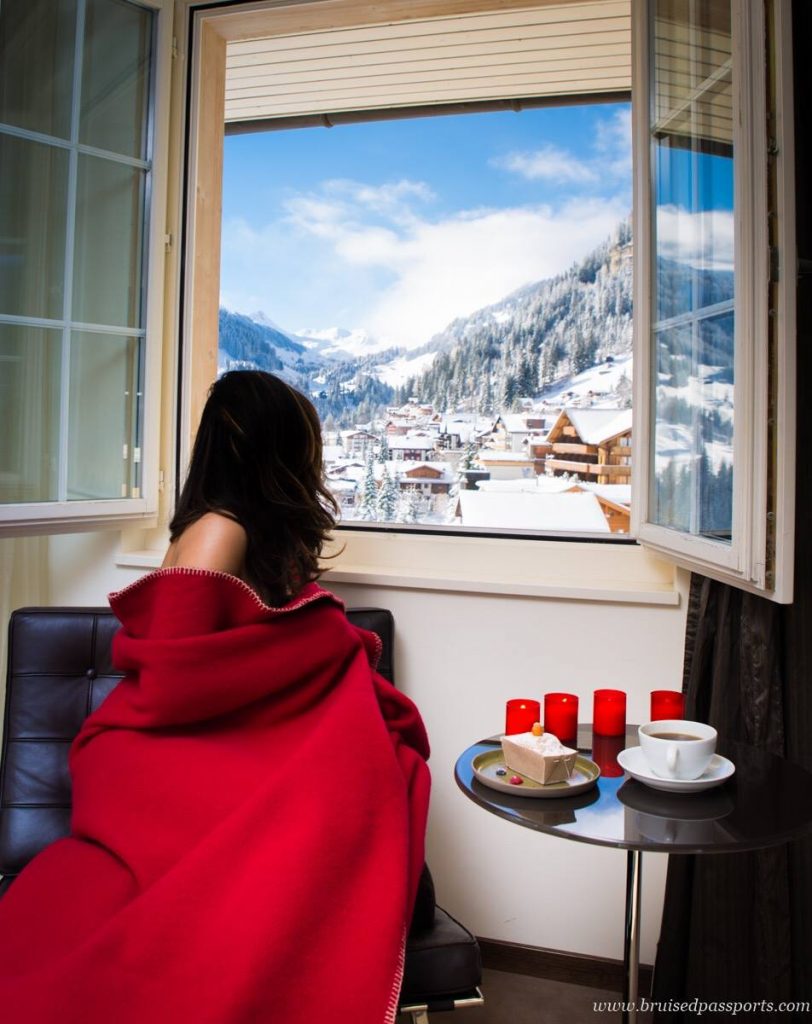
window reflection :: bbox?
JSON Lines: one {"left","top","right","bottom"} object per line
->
{"left": 650, "top": 0, "right": 734, "bottom": 542}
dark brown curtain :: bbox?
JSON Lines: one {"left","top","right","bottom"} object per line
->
{"left": 652, "top": 1, "right": 812, "bottom": 1016}
{"left": 651, "top": 578, "right": 800, "bottom": 1017}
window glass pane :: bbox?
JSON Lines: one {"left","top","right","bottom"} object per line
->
{"left": 80, "top": 0, "right": 152, "bottom": 158}
{"left": 220, "top": 102, "right": 634, "bottom": 537}
{"left": 0, "top": 0, "right": 76, "bottom": 140}
{"left": 0, "top": 325, "right": 61, "bottom": 503}
{"left": 652, "top": 311, "right": 734, "bottom": 538}
{"left": 0, "top": 134, "right": 69, "bottom": 320}
{"left": 650, "top": 0, "right": 734, "bottom": 542}
{"left": 68, "top": 331, "right": 141, "bottom": 499}
{"left": 72, "top": 154, "right": 145, "bottom": 327}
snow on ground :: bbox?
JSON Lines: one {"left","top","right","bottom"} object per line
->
{"left": 295, "top": 326, "right": 386, "bottom": 359}
{"left": 458, "top": 490, "right": 611, "bottom": 533}
{"left": 476, "top": 476, "right": 573, "bottom": 493}
{"left": 374, "top": 351, "right": 437, "bottom": 388}
{"left": 536, "top": 352, "right": 633, "bottom": 408}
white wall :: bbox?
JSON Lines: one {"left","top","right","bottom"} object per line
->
{"left": 329, "top": 578, "right": 687, "bottom": 967}
{"left": 33, "top": 531, "right": 689, "bottom": 967}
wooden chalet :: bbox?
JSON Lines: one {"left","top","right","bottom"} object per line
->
{"left": 543, "top": 408, "right": 632, "bottom": 484}
{"left": 400, "top": 464, "right": 452, "bottom": 495}
{"left": 344, "top": 429, "right": 377, "bottom": 457}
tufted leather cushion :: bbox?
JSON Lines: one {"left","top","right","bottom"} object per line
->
{"left": 0, "top": 604, "right": 394, "bottom": 880}
{"left": 402, "top": 907, "right": 483, "bottom": 1002}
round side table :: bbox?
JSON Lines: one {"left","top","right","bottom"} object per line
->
{"left": 454, "top": 725, "right": 812, "bottom": 1023}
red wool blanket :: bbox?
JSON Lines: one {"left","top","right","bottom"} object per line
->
{"left": 0, "top": 569, "right": 431, "bottom": 1023}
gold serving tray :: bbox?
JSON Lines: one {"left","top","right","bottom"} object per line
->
{"left": 473, "top": 748, "right": 600, "bottom": 798}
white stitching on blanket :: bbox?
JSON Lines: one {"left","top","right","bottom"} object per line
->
{"left": 370, "top": 630, "right": 384, "bottom": 671}
{"left": 108, "top": 567, "right": 343, "bottom": 615}
{"left": 385, "top": 925, "right": 407, "bottom": 1024}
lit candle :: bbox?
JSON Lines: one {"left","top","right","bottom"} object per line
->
{"left": 650, "top": 690, "right": 685, "bottom": 721}
{"left": 543, "top": 692, "right": 578, "bottom": 746}
{"left": 593, "top": 688, "right": 627, "bottom": 736}
{"left": 505, "top": 699, "right": 541, "bottom": 736}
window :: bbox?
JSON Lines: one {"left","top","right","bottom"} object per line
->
{"left": 632, "top": 0, "right": 795, "bottom": 600}
{"left": 0, "top": 0, "right": 171, "bottom": 533}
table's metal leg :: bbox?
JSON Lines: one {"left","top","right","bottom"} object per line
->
{"left": 623, "top": 849, "right": 643, "bottom": 1024}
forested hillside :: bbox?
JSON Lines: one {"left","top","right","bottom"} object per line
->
{"left": 399, "top": 219, "right": 633, "bottom": 411}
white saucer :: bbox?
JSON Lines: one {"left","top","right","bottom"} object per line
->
{"left": 616, "top": 745, "right": 735, "bottom": 793}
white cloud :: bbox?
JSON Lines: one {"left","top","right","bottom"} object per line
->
{"left": 493, "top": 145, "right": 598, "bottom": 184}
{"left": 494, "top": 108, "right": 632, "bottom": 187}
{"left": 365, "top": 200, "right": 629, "bottom": 347}
{"left": 264, "top": 179, "right": 629, "bottom": 347}
{"left": 595, "top": 107, "right": 632, "bottom": 179}
{"left": 657, "top": 206, "right": 735, "bottom": 271}
{"left": 222, "top": 173, "right": 630, "bottom": 350}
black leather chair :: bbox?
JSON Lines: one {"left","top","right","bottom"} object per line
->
{"left": 0, "top": 606, "right": 482, "bottom": 1023}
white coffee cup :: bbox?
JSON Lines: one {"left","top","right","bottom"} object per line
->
{"left": 638, "top": 720, "right": 717, "bottom": 780}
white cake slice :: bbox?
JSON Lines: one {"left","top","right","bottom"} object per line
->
{"left": 500, "top": 730, "right": 578, "bottom": 784}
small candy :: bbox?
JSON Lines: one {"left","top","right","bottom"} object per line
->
{"left": 509, "top": 775, "right": 524, "bottom": 785}
{"left": 495, "top": 768, "right": 507, "bottom": 776}
{"left": 531, "top": 722, "right": 543, "bottom": 736}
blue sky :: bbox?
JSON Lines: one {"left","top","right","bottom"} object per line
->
{"left": 220, "top": 101, "right": 633, "bottom": 349}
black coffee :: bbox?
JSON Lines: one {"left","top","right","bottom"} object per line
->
{"left": 649, "top": 731, "right": 702, "bottom": 741}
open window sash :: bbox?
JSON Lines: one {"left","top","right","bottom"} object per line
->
{"left": 630, "top": 0, "right": 795, "bottom": 602}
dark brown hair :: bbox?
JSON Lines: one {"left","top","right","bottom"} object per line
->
{"left": 169, "top": 370, "right": 338, "bottom": 605}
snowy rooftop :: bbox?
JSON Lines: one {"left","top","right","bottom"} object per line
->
{"left": 458, "top": 490, "right": 611, "bottom": 533}
{"left": 377, "top": 460, "right": 452, "bottom": 482}
{"left": 575, "top": 482, "right": 632, "bottom": 506}
{"left": 388, "top": 436, "right": 435, "bottom": 450}
{"left": 476, "top": 476, "right": 573, "bottom": 494}
{"left": 503, "top": 414, "right": 531, "bottom": 434}
{"left": 477, "top": 450, "right": 536, "bottom": 463}
{"left": 564, "top": 407, "right": 632, "bottom": 444}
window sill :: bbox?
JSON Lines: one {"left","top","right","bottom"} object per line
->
{"left": 325, "top": 531, "right": 680, "bottom": 605}
{"left": 116, "top": 530, "right": 680, "bottom": 606}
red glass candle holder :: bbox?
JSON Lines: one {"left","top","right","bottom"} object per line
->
{"left": 650, "top": 690, "right": 685, "bottom": 721}
{"left": 593, "top": 688, "right": 627, "bottom": 736}
{"left": 505, "top": 699, "right": 541, "bottom": 736}
{"left": 591, "top": 732, "right": 625, "bottom": 777}
{"left": 543, "top": 692, "right": 578, "bottom": 746}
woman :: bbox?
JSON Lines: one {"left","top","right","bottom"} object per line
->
{"left": 0, "top": 371, "right": 431, "bottom": 1024}
{"left": 162, "top": 370, "right": 339, "bottom": 602}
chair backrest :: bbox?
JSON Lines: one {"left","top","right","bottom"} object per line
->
{"left": 0, "top": 604, "right": 393, "bottom": 881}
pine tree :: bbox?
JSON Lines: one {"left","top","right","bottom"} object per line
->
{"left": 458, "top": 440, "right": 479, "bottom": 476}
{"left": 377, "top": 465, "right": 398, "bottom": 521}
{"left": 359, "top": 451, "right": 378, "bottom": 520}
{"left": 401, "top": 487, "right": 424, "bottom": 523}
{"left": 377, "top": 429, "right": 390, "bottom": 463}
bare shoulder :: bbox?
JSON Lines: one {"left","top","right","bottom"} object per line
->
{"left": 161, "top": 512, "right": 248, "bottom": 576}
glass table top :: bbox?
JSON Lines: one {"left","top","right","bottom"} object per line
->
{"left": 454, "top": 726, "right": 812, "bottom": 854}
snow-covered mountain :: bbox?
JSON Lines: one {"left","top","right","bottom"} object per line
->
{"left": 218, "top": 220, "right": 637, "bottom": 421}
{"left": 293, "top": 326, "right": 384, "bottom": 360}
{"left": 397, "top": 219, "right": 634, "bottom": 410}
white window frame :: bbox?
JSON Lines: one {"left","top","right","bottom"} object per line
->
{"left": 630, "top": 0, "right": 796, "bottom": 602}
{"left": 0, "top": 0, "right": 174, "bottom": 537}
{"left": 131, "top": 0, "right": 683, "bottom": 606}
